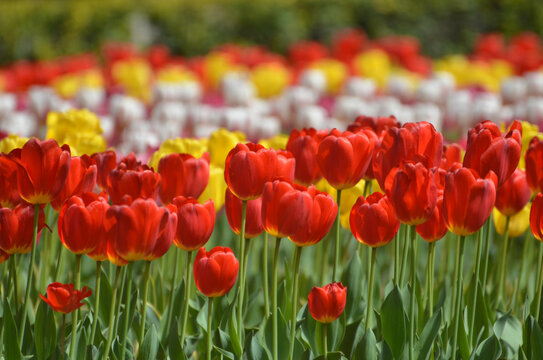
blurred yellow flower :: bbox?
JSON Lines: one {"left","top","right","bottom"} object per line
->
{"left": 205, "top": 52, "right": 240, "bottom": 89}
{"left": 52, "top": 74, "right": 80, "bottom": 99}
{"left": 208, "top": 129, "right": 245, "bottom": 167}
{"left": 198, "top": 164, "right": 227, "bottom": 211}
{"left": 0, "top": 134, "right": 29, "bottom": 154}
{"left": 311, "top": 59, "right": 348, "bottom": 94}
{"left": 493, "top": 205, "right": 530, "bottom": 238}
{"left": 353, "top": 49, "right": 391, "bottom": 88}
{"left": 156, "top": 65, "right": 198, "bottom": 84}
{"left": 62, "top": 132, "right": 107, "bottom": 156}
{"left": 258, "top": 134, "right": 289, "bottom": 150}
{"left": 251, "top": 63, "right": 290, "bottom": 98}
{"left": 339, "top": 180, "right": 366, "bottom": 230}
{"left": 112, "top": 59, "right": 152, "bottom": 102}
{"left": 149, "top": 137, "right": 208, "bottom": 170}
{"left": 82, "top": 69, "right": 104, "bottom": 88}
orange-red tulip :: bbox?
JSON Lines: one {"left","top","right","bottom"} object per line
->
{"left": 225, "top": 188, "right": 263, "bottom": 239}
{"left": 40, "top": 282, "right": 92, "bottom": 314}
{"left": 145, "top": 208, "right": 177, "bottom": 261}
{"left": 170, "top": 196, "right": 215, "bottom": 251}
{"left": 193, "top": 246, "right": 239, "bottom": 297}
{"left": 307, "top": 282, "right": 347, "bottom": 323}
{"left": 350, "top": 192, "right": 400, "bottom": 247}
{"left": 286, "top": 128, "right": 328, "bottom": 186}
{"left": 495, "top": 169, "right": 531, "bottom": 216}
{"left": 530, "top": 193, "right": 543, "bottom": 240}
{"left": 416, "top": 196, "right": 447, "bottom": 242}
{"left": 107, "top": 163, "right": 161, "bottom": 205}
{"left": 525, "top": 137, "right": 543, "bottom": 194}
{"left": 51, "top": 155, "right": 97, "bottom": 211}
{"left": 158, "top": 153, "right": 210, "bottom": 205}
{"left": 440, "top": 143, "right": 463, "bottom": 171}
{"left": 0, "top": 203, "right": 45, "bottom": 254}
{"left": 0, "top": 154, "right": 22, "bottom": 208}
{"left": 91, "top": 150, "right": 117, "bottom": 191}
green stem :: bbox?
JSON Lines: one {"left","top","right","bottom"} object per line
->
{"left": 469, "top": 229, "right": 483, "bottom": 348}
{"left": 70, "top": 254, "right": 82, "bottom": 360}
{"left": 39, "top": 204, "right": 52, "bottom": 292}
{"left": 288, "top": 246, "right": 303, "bottom": 360}
{"left": 165, "top": 247, "right": 181, "bottom": 337}
{"left": 105, "top": 266, "right": 122, "bottom": 360}
{"left": 497, "top": 216, "right": 511, "bottom": 308}
{"left": 113, "top": 266, "right": 127, "bottom": 337}
{"left": 399, "top": 225, "right": 411, "bottom": 287}
{"left": 139, "top": 261, "right": 152, "bottom": 345}
{"left": 323, "top": 322, "right": 328, "bottom": 360}
{"left": 19, "top": 203, "right": 40, "bottom": 345}
{"left": 394, "top": 230, "right": 400, "bottom": 285}
{"left": 365, "top": 247, "right": 377, "bottom": 331}
{"left": 481, "top": 216, "right": 492, "bottom": 291}
{"left": 409, "top": 226, "right": 418, "bottom": 360}
{"left": 90, "top": 261, "right": 102, "bottom": 344}
{"left": 180, "top": 251, "right": 193, "bottom": 344}
{"left": 272, "top": 237, "right": 282, "bottom": 360}
{"left": 451, "top": 235, "right": 466, "bottom": 360}
{"left": 54, "top": 245, "right": 65, "bottom": 281}
{"left": 263, "top": 232, "right": 270, "bottom": 316}
{"left": 9, "top": 255, "right": 18, "bottom": 306}
{"left": 207, "top": 297, "right": 213, "bottom": 360}
{"left": 519, "top": 231, "right": 533, "bottom": 304}
{"left": 61, "top": 314, "right": 66, "bottom": 360}
{"left": 120, "top": 262, "right": 134, "bottom": 360}
{"left": 237, "top": 200, "right": 248, "bottom": 340}
{"left": 332, "top": 190, "right": 342, "bottom": 281}
{"left": 535, "top": 243, "right": 543, "bottom": 320}
{"left": 426, "top": 242, "right": 436, "bottom": 319}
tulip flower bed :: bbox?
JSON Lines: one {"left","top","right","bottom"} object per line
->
{"left": 2, "top": 112, "right": 543, "bottom": 360}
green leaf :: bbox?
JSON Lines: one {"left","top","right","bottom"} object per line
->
{"left": 137, "top": 324, "right": 159, "bottom": 360}
{"left": 99, "top": 268, "right": 113, "bottom": 325}
{"left": 414, "top": 309, "right": 442, "bottom": 360}
{"left": 470, "top": 335, "right": 501, "bottom": 360}
{"left": 167, "top": 316, "right": 186, "bottom": 360}
{"left": 354, "top": 328, "right": 377, "bottom": 360}
{"left": 229, "top": 306, "right": 243, "bottom": 357}
{"left": 34, "top": 300, "right": 57, "bottom": 360}
{"left": 3, "top": 299, "right": 22, "bottom": 360}
{"left": 530, "top": 318, "right": 543, "bottom": 359}
{"left": 494, "top": 312, "right": 523, "bottom": 357}
{"left": 248, "top": 332, "right": 266, "bottom": 360}
{"left": 380, "top": 286, "right": 407, "bottom": 359}
{"left": 213, "top": 345, "right": 235, "bottom": 359}
{"left": 341, "top": 252, "right": 364, "bottom": 324}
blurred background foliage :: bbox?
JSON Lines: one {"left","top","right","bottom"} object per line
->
{"left": 0, "top": 0, "right": 542, "bottom": 64}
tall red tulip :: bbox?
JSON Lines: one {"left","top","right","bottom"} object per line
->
{"left": 389, "top": 162, "right": 438, "bottom": 225}
{"left": 193, "top": 246, "right": 239, "bottom": 297}
{"left": 442, "top": 167, "right": 497, "bottom": 236}
{"left": 91, "top": 150, "right": 117, "bottom": 191}
{"left": 0, "top": 154, "right": 22, "bottom": 208}
{"left": 463, "top": 120, "right": 522, "bottom": 187}
{"left": 416, "top": 195, "right": 447, "bottom": 242}
{"left": 12, "top": 138, "right": 71, "bottom": 204}
{"left": 525, "top": 137, "right": 543, "bottom": 194}
{"left": 286, "top": 128, "right": 328, "bottom": 186}
{"left": 530, "top": 193, "right": 543, "bottom": 240}
{"left": 225, "top": 189, "right": 263, "bottom": 239}
{"left": 158, "top": 153, "right": 210, "bottom": 205}
{"left": 224, "top": 143, "right": 278, "bottom": 200}
{"left": 170, "top": 196, "right": 215, "bottom": 251}
{"left": 51, "top": 155, "right": 97, "bottom": 211}
{"left": 350, "top": 192, "right": 400, "bottom": 247}
{"left": 495, "top": 169, "right": 531, "bottom": 216}
{"left": 0, "top": 203, "right": 45, "bottom": 254}
{"left": 107, "top": 163, "right": 161, "bottom": 204}
{"left": 40, "top": 282, "right": 92, "bottom": 314}
{"left": 307, "top": 282, "right": 347, "bottom": 323}
{"left": 317, "top": 129, "right": 377, "bottom": 189}
{"left": 83, "top": 192, "right": 112, "bottom": 262}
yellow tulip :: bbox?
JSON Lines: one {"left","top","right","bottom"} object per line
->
{"left": 493, "top": 205, "right": 530, "bottom": 238}
{"left": 258, "top": 134, "right": 289, "bottom": 150}
{"left": 46, "top": 109, "right": 103, "bottom": 140}
{"left": 198, "top": 164, "right": 227, "bottom": 211}
{"left": 52, "top": 74, "right": 81, "bottom": 99}
{"left": 149, "top": 137, "right": 208, "bottom": 170}
{"left": 156, "top": 65, "right": 198, "bottom": 84}
{"left": 0, "top": 134, "right": 29, "bottom": 154}
{"left": 353, "top": 49, "right": 391, "bottom": 88}
{"left": 112, "top": 59, "right": 153, "bottom": 102}
{"left": 311, "top": 59, "right": 348, "bottom": 94}
{"left": 62, "top": 132, "right": 107, "bottom": 156}
{"left": 208, "top": 129, "right": 245, "bottom": 167}
{"left": 251, "top": 63, "right": 290, "bottom": 98}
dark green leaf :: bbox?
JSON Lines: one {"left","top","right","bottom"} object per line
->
{"left": 380, "top": 286, "right": 407, "bottom": 359}
{"left": 530, "top": 318, "right": 543, "bottom": 359}
{"left": 3, "top": 299, "right": 22, "bottom": 360}
{"left": 229, "top": 306, "right": 243, "bottom": 357}
{"left": 341, "top": 252, "right": 364, "bottom": 324}
{"left": 354, "top": 328, "right": 377, "bottom": 360}
{"left": 414, "top": 309, "right": 442, "bottom": 360}
{"left": 470, "top": 335, "right": 501, "bottom": 360}
{"left": 35, "top": 299, "right": 57, "bottom": 360}
{"left": 137, "top": 324, "right": 159, "bottom": 360}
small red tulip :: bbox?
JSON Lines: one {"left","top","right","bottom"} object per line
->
{"left": 0, "top": 203, "right": 45, "bottom": 254}
{"left": 440, "top": 143, "right": 463, "bottom": 171}
{"left": 525, "top": 137, "right": 543, "bottom": 194}
{"left": 317, "top": 129, "right": 377, "bottom": 190}
{"left": 0, "top": 154, "right": 23, "bottom": 208}
{"left": 158, "top": 153, "right": 210, "bottom": 205}
{"left": 350, "top": 192, "right": 400, "bottom": 247}
{"left": 463, "top": 120, "right": 522, "bottom": 187}
{"left": 225, "top": 189, "right": 263, "bottom": 239}
{"left": 170, "top": 196, "right": 215, "bottom": 251}
{"left": 193, "top": 246, "right": 239, "bottom": 297}
{"left": 261, "top": 179, "right": 312, "bottom": 238}
{"left": 495, "top": 169, "right": 531, "bottom": 216}
{"left": 51, "top": 155, "right": 97, "bottom": 211}
{"left": 286, "top": 128, "right": 328, "bottom": 186}
{"left": 275, "top": 150, "right": 295, "bottom": 182}
{"left": 224, "top": 143, "right": 278, "bottom": 200}
{"left": 530, "top": 193, "right": 543, "bottom": 240}
{"left": 12, "top": 138, "right": 71, "bottom": 204}
{"left": 289, "top": 186, "right": 337, "bottom": 247}
{"left": 308, "top": 282, "right": 347, "bottom": 323}
{"left": 416, "top": 195, "right": 447, "bottom": 242}
{"left": 39, "top": 282, "right": 92, "bottom": 314}
{"left": 348, "top": 115, "right": 400, "bottom": 136}
{"left": 91, "top": 150, "right": 117, "bottom": 191}
{"left": 107, "top": 163, "right": 161, "bottom": 205}
{"left": 389, "top": 162, "right": 438, "bottom": 226}
{"left": 442, "top": 167, "right": 497, "bottom": 236}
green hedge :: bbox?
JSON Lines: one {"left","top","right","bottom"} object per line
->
{"left": 0, "top": 0, "right": 542, "bottom": 65}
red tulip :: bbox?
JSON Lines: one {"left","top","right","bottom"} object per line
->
{"left": 118, "top": 152, "right": 150, "bottom": 171}
{"left": 193, "top": 246, "right": 239, "bottom": 297}
{"left": 495, "top": 169, "right": 531, "bottom": 216}
{"left": 440, "top": 143, "right": 463, "bottom": 171}
{"left": 224, "top": 143, "right": 278, "bottom": 200}
{"left": 332, "top": 29, "right": 365, "bottom": 63}
{"left": 51, "top": 155, "right": 97, "bottom": 211}
{"left": 39, "top": 282, "right": 92, "bottom": 314}
{"left": 350, "top": 192, "right": 400, "bottom": 247}
{"left": 389, "top": 162, "right": 438, "bottom": 225}
{"left": 442, "top": 167, "right": 497, "bottom": 236}
{"left": 286, "top": 128, "right": 328, "bottom": 186}
{"left": 289, "top": 186, "right": 337, "bottom": 247}
{"left": 158, "top": 153, "right": 209, "bottom": 205}
{"left": 307, "top": 282, "right": 347, "bottom": 323}
{"left": 275, "top": 150, "right": 295, "bottom": 182}
{"left": 107, "top": 163, "right": 161, "bottom": 205}
{"left": 225, "top": 189, "right": 263, "bottom": 239}
{"left": 91, "top": 150, "right": 117, "bottom": 191}
{"left": 525, "top": 137, "right": 543, "bottom": 194}
{"left": 373, "top": 122, "right": 443, "bottom": 191}
{"left": 0, "top": 250, "right": 8, "bottom": 263}
{"left": 170, "top": 196, "right": 215, "bottom": 251}
{"left": 106, "top": 198, "right": 172, "bottom": 262}
{"left": 261, "top": 179, "right": 312, "bottom": 238}
{"left": 0, "top": 154, "right": 23, "bottom": 208}
{"left": 0, "top": 203, "right": 45, "bottom": 254}
{"left": 145, "top": 208, "right": 177, "bottom": 261}
{"left": 317, "top": 129, "right": 377, "bottom": 190}
{"left": 530, "top": 193, "right": 543, "bottom": 240}
{"left": 416, "top": 196, "right": 447, "bottom": 242}
{"left": 12, "top": 138, "right": 71, "bottom": 204}
{"left": 348, "top": 115, "right": 400, "bottom": 136}
{"left": 463, "top": 120, "right": 522, "bottom": 187}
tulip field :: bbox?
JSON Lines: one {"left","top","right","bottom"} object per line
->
{"left": 2, "top": 30, "right": 543, "bottom": 360}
